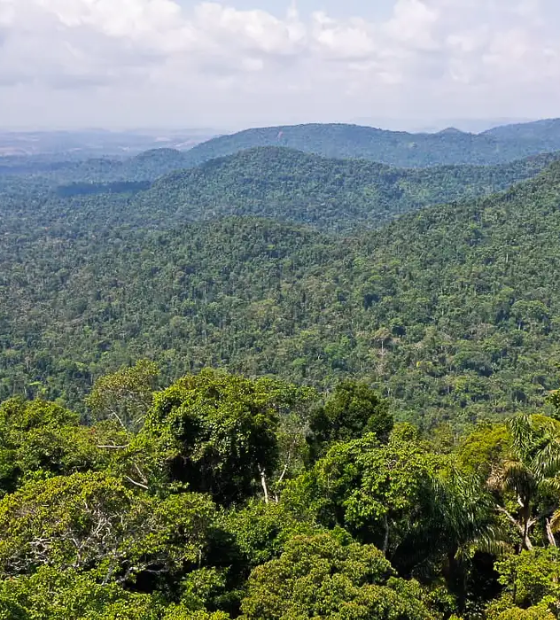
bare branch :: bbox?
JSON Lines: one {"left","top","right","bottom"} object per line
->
{"left": 496, "top": 505, "right": 533, "bottom": 550}
{"left": 125, "top": 476, "right": 149, "bottom": 491}
{"left": 259, "top": 466, "right": 269, "bottom": 504}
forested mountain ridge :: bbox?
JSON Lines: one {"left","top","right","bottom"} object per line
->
{"left": 133, "top": 147, "right": 560, "bottom": 231}
{"left": 3, "top": 162, "right": 560, "bottom": 427}
{"left": 482, "top": 117, "right": 560, "bottom": 145}
{"left": 0, "top": 148, "right": 191, "bottom": 183}
{"left": 2, "top": 147, "right": 558, "bottom": 235}
{"left": 179, "top": 121, "right": 560, "bottom": 167}
{"left": 4, "top": 123, "right": 560, "bottom": 620}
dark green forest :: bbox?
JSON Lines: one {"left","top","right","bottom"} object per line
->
{"left": 1, "top": 147, "right": 558, "bottom": 235}
{"left": 180, "top": 120, "right": 560, "bottom": 167}
{"left": 3, "top": 162, "right": 560, "bottom": 427}
{"left": 3, "top": 121, "right": 560, "bottom": 618}
{"left": 134, "top": 148, "right": 560, "bottom": 231}
{"left": 1, "top": 370, "right": 560, "bottom": 619}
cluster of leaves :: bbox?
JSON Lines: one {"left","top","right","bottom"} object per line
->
{"left": 2, "top": 368, "right": 560, "bottom": 619}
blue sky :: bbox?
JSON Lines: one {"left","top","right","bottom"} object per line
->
{"left": 0, "top": 0, "right": 558, "bottom": 130}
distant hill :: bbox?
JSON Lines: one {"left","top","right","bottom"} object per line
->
{"left": 5, "top": 118, "right": 560, "bottom": 185}
{"left": 3, "top": 161, "right": 560, "bottom": 426}
{"left": 130, "top": 147, "right": 560, "bottom": 231}
{"left": 0, "top": 148, "right": 191, "bottom": 182}
{"left": 482, "top": 118, "right": 560, "bottom": 148}
{"left": 3, "top": 147, "right": 558, "bottom": 235}
{"left": 179, "top": 121, "right": 560, "bottom": 168}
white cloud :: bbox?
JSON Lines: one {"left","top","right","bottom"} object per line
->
{"left": 0, "top": 0, "right": 559, "bottom": 127}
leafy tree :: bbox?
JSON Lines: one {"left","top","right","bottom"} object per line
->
{"left": 86, "top": 359, "right": 160, "bottom": 431}
{"left": 458, "top": 422, "right": 511, "bottom": 478}
{"left": 0, "top": 398, "right": 126, "bottom": 495}
{"left": 0, "top": 472, "right": 215, "bottom": 583}
{"left": 487, "top": 548, "right": 560, "bottom": 619}
{"left": 307, "top": 380, "right": 393, "bottom": 461}
{"left": 286, "top": 431, "right": 439, "bottom": 555}
{"left": 0, "top": 567, "right": 160, "bottom": 620}
{"left": 132, "top": 370, "right": 291, "bottom": 505}
{"left": 239, "top": 533, "right": 438, "bottom": 620}
{"left": 489, "top": 415, "right": 560, "bottom": 550}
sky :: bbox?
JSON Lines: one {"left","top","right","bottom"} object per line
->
{"left": 0, "top": 0, "right": 559, "bottom": 131}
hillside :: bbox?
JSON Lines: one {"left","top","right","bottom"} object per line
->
{"left": 132, "top": 147, "right": 560, "bottom": 231}
{"left": 3, "top": 162, "right": 560, "bottom": 427}
{"left": 180, "top": 121, "right": 560, "bottom": 168}
{"left": 2, "top": 148, "right": 558, "bottom": 236}
{"left": 482, "top": 118, "right": 560, "bottom": 146}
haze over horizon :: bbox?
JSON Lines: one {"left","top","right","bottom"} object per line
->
{"left": 0, "top": 0, "right": 559, "bottom": 130}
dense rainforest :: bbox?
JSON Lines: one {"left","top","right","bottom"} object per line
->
{"left": 1, "top": 369, "right": 560, "bottom": 619}
{"left": 133, "top": 148, "right": 560, "bottom": 231}
{"left": 3, "top": 119, "right": 560, "bottom": 619}
{"left": 2, "top": 159, "right": 560, "bottom": 427}
{"left": 1, "top": 147, "right": 558, "bottom": 235}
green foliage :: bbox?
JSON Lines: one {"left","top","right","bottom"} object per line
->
{"left": 490, "top": 415, "right": 560, "bottom": 551}
{"left": 0, "top": 471, "right": 215, "bottom": 581}
{"left": 86, "top": 359, "right": 160, "bottom": 431}
{"left": 239, "top": 533, "right": 437, "bottom": 620}
{"left": 132, "top": 370, "right": 292, "bottom": 504}
{"left": 0, "top": 398, "right": 125, "bottom": 495}
{"left": 458, "top": 422, "right": 511, "bottom": 477}
{"left": 0, "top": 567, "right": 161, "bottom": 620}
{"left": 285, "top": 432, "right": 440, "bottom": 554}
{"left": 0, "top": 368, "right": 558, "bottom": 619}
{"left": 307, "top": 380, "right": 393, "bottom": 461}
{"left": 488, "top": 549, "right": 560, "bottom": 619}
{"left": 218, "top": 500, "right": 320, "bottom": 569}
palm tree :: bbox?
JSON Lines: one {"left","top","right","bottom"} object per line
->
{"left": 431, "top": 469, "right": 505, "bottom": 610}
{"left": 489, "top": 415, "right": 560, "bottom": 550}
{"left": 392, "top": 465, "right": 503, "bottom": 612}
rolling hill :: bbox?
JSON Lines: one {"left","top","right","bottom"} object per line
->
{"left": 179, "top": 120, "right": 560, "bottom": 168}
{"left": 131, "top": 147, "right": 560, "bottom": 231}
{"left": 482, "top": 118, "right": 560, "bottom": 147}
{"left": 3, "top": 161, "right": 560, "bottom": 428}
{"left": 3, "top": 147, "right": 558, "bottom": 236}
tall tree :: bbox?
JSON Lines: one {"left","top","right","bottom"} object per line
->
{"left": 132, "top": 369, "right": 297, "bottom": 505}
{"left": 490, "top": 415, "right": 560, "bottom": 551}
{"left": 307, "top": 380, "right": 393, "bottom": 461}
{"left": 86, "top": 360, "right": 160, "bottom": 432}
